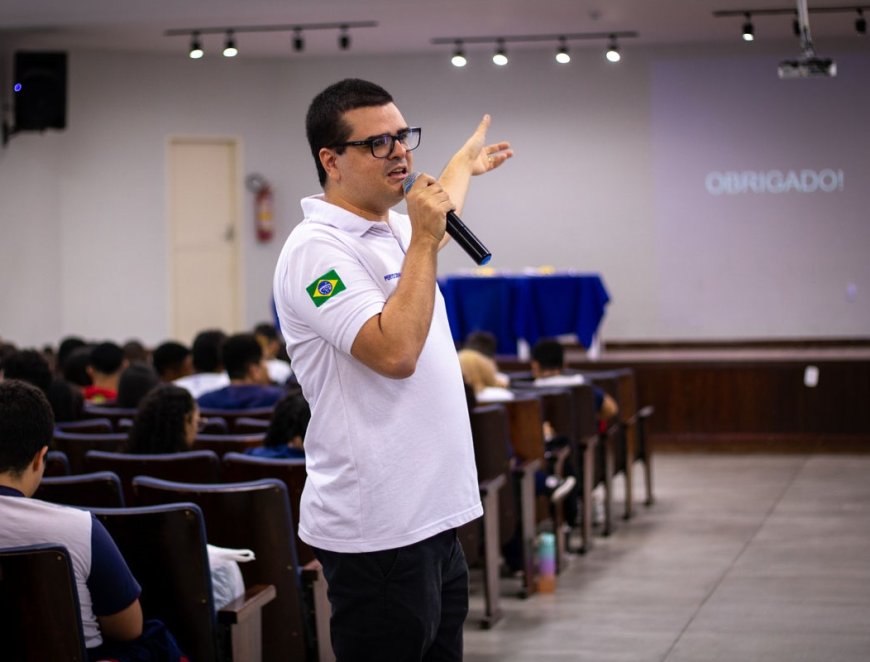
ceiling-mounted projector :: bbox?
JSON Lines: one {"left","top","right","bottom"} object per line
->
{"left": 779, "top": 0, "right": 836, "bottom": 79}
{"left": 778, "top": 56, "right": 837, "bottom": 78}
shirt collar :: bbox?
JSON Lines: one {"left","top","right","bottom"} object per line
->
{"left": 0, "top": 485, "right": 25, "bottom": 497}
{"left": 301, "top": 194, "right": 395, "bottom": 238}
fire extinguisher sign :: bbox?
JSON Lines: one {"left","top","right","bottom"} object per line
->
{"left": 246, "top": 173, "right": 274, "bottom": 243}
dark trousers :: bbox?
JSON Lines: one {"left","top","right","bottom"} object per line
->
{"left": 313, "top": 529, "right": 469, "bottom": 662}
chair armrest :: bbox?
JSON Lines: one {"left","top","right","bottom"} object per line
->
{"left": 217, "top": 584, "right": 277, "bottom": 625}
{"left": 478, "top": 473, "right": 506, "bottom": 496}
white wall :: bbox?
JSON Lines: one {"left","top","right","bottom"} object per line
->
{"left": 1, "top": 43, "right": 867, "bottom": 348}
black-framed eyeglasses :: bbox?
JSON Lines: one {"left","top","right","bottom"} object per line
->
{"left": 330, "top": 127, "right": 422, "bottom": 159}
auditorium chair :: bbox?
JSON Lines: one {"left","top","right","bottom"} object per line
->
{"left": 35, "top": 471, "right": 125, "bottom": 508}
{"left": 52, "top": 430, "right": 128, "bottom": 474}
{"left": 194, "top": 432, "right": 265, "bottom": 457}
{"left": 45, "top": 449, "right": 71, "bottom": 476}
{"left": 232, "top": 417, "right": 271, "bottom": 434}
{"left": 81, "top": 404, "right": 138, "bottom": 431}
{"left": 0, "top": 544, "right": 88, "bottom": 662}
{"left": 221, "top": 453, "right": 312, "bottom": 565}
{"left": 83, "top": 449, "right": 221, "bottom": 505}
{"left": 55, "top": 418, "right": 113, "bottom": 434}
{"left": 133, "top": 477, "right": 319, "bottom": 662}
{"left": 199, "top": 407, "right": 274, "bottom": 433}
{"left": 93, "top": 503, "right": 276, "bottom": 662}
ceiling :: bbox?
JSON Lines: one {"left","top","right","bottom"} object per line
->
{"left": 1, "top": 0, "right": 866, "bottom": 59}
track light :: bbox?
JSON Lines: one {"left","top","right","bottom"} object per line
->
{"left": 451, "top": 41, "right": 467, "bottom": 67}
{"left": 492, "top": 40, "right": 508, "bottom": 66}
{"left": 223, "top": 31, "right": 238, "bottom": 57}
{"left": 742, "top": 13, "right": 755, "bottom": 41}
{"left": 857, "top": 9, "right": 867, "bottom": 35}
{"left": 339, "top": 26, "right": 350, "bottom": 50}
{"left": 605, "top": 37, "right": 621, "bottom": 63}
{"left": 293, "top": 28, "right": 305, "bottom": 52}
{"left": 189, "top": 32, "right": 204, "bottom": 59}
{"left": 555, "top": 38, "right": 571, "bottom": 64}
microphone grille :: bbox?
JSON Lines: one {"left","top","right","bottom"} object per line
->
{"left": 402, "top": 171, "right": 420, "bottom": 195}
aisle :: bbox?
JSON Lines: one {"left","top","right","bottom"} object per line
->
{"left": 464, "top": 454, "right": 870, "bottom": 662}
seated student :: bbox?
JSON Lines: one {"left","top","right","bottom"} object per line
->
{"left": 151, "top": 341, "right": 193, "bottom": 383}
{"left": 116, "top": 363, "right": 160, "bottom": 409}
{"left": 127, "top": 385, "right": 200, "bottom": 454}
{"left": 458, "top": 348, "right": 514, "bottom": 403}
{"left": 197, "top": 334, "right": 284, "bottom": 411}
{"left": 253, "top": 322, "right": 293, "bottom": 386}
{"left": 174, "top": 329, "right": 230, "bottom": 399}
{"left": 0, "top": 380, "right": 145, "bottom": 655}
{"left": 463, "top": 330, "right": 511, "bottom": 387}
{"left": 246, "top": 391, "right": 309, "bottom": 460}
{"left": 1, "top": 348, "right": 83, "bottom": 422}
{"left": 84, "top": 342, "right": 128, "bottom": 404}
{"left": 531, "top": 338, "right": 618, "bottom": 421}
{"left": 122, "top": 339, "right": 151, "bottom": 366}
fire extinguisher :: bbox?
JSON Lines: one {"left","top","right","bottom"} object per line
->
{"left": 246, "top": 173, "right": 274, "bottom": 243}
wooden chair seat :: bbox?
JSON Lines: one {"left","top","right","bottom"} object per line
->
{"left": 0, "top": 544, "right": 88, "bottom": 661}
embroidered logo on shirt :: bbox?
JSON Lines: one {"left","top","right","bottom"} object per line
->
{"left": 306, "top": 269, "right": 347, "bottom": 308}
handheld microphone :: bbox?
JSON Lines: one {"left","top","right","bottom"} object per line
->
{"left": 403, "top": 172, "right": 492, "bottom": 266}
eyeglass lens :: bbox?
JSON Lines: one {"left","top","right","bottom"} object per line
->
{"left": 371, "top": 129, "right": 420, "bottom": 157}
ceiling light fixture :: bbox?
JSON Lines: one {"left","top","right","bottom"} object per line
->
{"left": 605, "top": 36, "right": 621, "bottom": 62}
{"left": 555, "top": 37, "right": 571, "bottom": 64}
{"left": 293, "top": 28, "right": 305, "bottom": 52}
{"left": 338, "top": 25, "right": 351, "bottom": 50}
{"left": 189, "top": 32, "right": 204, "bottom": 59}
{"left": 492, "top": 39, "right": 508, "bottom": 66}
{"left": 742, "top": 13, "right": 755, "bottom": 41}
{"left": 223, "top": 31, "right": 238, "bottom": 57}
{"left": 451, "top": 41, "right": 467, "bottom": 67}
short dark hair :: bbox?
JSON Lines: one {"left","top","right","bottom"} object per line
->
{"left": 221, "top": 334, "right": 263, "bottom": 380}
{"left": 90, "top": 342, "right": 125, "bottom": 375}
{"left": 151, "top": 341, "right": 191, "bottom": 379}
{"left": 117, "top": 363, "right": 160, "bottom": 409}
{"left": 531, "top": 339, "right": 565, "bottom": 371}
{"left": 0, "top": 380, "right": 55, "bottom": 475}
{"left": 127, "top": 384, "right": 195, "bottom": 455}
{"left": 264, "top": 391, "right": 310, "bottom": 448}
{"left": 2, "top": 349, "right": 52, "bottom": 394}
{"left": 306, "top": 78, "right": 394, "bottom": 186}
{"left": 63, "top": 346, "right": 93, "bottom": 387}
{"left": 253, "top": 322, "right": 279, "bottom": 341}
{"left": 464, "top": 331, "right": 499, "bottom": 358}
{"left": 57, "top": 336, "right": 87, "bottom": 372}
{"left": 191, "top": 329, "right": 226, "bottom": 373}
{"left": 122, "top": 339, "right": 150, "bottom": 364}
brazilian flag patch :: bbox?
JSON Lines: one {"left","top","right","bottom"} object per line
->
{"left": 306, "top": 269, "right": 347, "bottom": 308}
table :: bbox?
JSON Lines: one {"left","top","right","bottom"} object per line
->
{"left": 439, "top": 273, "right": 610, "bottom": 355}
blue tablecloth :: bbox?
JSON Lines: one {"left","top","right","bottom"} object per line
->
{"left": 439, "top": 273, "right": 610, "bottom": 354}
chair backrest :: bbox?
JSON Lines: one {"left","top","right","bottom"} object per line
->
{"left": 82, "top": 405, "right": 138, "bottom": 431}
{"left": 91, "top": 503, "right": 218, "bottom": 662}
{"left": 221, "top": 452, "right": 312, "bottom": 565}
{"left": 502, "top": 394, "right": 546, "bottom": 462}
{"left": 45, "top": 450, "right": 71, "bottom": 476}
{"left": 232, "top": 417, "right": 270, "bottom": 434}
{"left": 194, "top": 433, "right": 265, "bottom": 457}
{"left": 133, "top": 476, "right": 310, "bottom": 662}
{"left": 469, "top": 404, "right": 517, "bottom": 547}
{"left": 53, "top": 431, "right": 128, "bottom": 474}
{"left": 0, "top": 543, "right": 88, "bottom": 662}
{"left": 83, "top": 450, "right": 221, "bottom": 505}
{"left": 55, "top": 418, "right": 113, "bottom": 434}
{"left": 34, "top": 471, "right": 125, "bottom": 508}
{"left": 199, "top": 407, "right": 274, "bottom": 432}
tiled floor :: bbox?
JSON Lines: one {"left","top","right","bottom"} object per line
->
{"left": 463, "top": 454, "right": 870, "bottom": 661}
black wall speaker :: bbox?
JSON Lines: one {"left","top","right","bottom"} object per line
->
{"left": 13, "top": 51, "right": 67, "bottom": 132}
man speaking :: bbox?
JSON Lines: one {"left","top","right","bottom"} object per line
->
{"left": 273, "top": 78, "right": 512, "bottom": 660}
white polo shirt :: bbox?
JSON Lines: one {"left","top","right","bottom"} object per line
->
{"left": 273, "top": 195, "right": 482, "bottom": 553}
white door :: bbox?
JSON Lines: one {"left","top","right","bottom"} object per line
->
{"left": 168, "top": 138, "right": 242, "bottom": 343}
